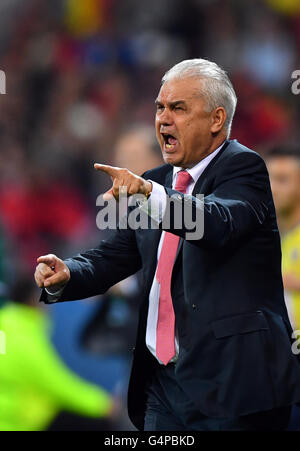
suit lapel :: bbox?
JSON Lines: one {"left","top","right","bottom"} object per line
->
{"left": 164, "top": 167, "right": 173, "bottom": 189}
{"left": 192, "top": 139, "right": 230, "bottom": 196}
{"left": 174, "top": 140, "right": 231, "bottom": 260}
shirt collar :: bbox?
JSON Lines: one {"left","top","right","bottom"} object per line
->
{"left": 172, "top": 141, "right": 225, "bottom": 184}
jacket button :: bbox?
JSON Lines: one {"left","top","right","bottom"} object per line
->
{"left": 192, "top": 304, "right": 196, "bottom": 309}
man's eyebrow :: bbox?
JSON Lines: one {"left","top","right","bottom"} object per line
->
{"left": 170, "top": 100, "right": 186, "bottom": 107}
{"left": 155, "top": 99, "right": 186, "bottom": 106}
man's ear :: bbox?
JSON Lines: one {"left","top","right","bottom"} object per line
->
{"left": 210, "top": 107, "right": 227, "bottom": 134}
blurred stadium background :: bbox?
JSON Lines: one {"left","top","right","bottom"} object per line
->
{"left": 0, "top": 0, "right": 300, "bottom": 431}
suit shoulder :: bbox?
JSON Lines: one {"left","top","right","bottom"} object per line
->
{"left": 223, "top": 140, "right": 267, "bottom": 169}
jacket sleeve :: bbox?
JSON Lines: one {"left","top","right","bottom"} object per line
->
{"left": 40, "top": 225, "right": 142, "bottom": 303}
{"left": 162, "top": 151, "right": 270, "bottom": 248}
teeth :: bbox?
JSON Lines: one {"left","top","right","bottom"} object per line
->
{"left": 166, "top": 144, "right": 174, "bottom": 149}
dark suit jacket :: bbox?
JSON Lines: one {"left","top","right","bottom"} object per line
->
{"left": 41, "top": 139, "right": 300, "bottom": 430}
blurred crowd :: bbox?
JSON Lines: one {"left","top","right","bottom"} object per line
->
{"left": 0, "top": 0, "right": 300, "bottom": 431}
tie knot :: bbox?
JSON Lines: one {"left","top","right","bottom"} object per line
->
{"left": 175, "top": 170, "right": 193, "bottom": 193}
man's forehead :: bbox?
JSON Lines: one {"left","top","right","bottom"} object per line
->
{"left": 156, "top": 77, "right": 203, "bottom": 102}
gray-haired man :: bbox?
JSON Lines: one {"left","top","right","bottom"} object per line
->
{"left": 35, "top": 59, "right": 300, "bottom": 430}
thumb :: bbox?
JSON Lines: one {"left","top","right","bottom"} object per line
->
{"left": 103, "top": 188, "right": 114, "bottom": 201}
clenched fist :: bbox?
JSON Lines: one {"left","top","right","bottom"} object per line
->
{"left": 34, "top": 254, "right": 70, "bottom": 291}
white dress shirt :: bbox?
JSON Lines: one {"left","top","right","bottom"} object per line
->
{"left": 145, "top": 143, "right": 224, "bottom": 364}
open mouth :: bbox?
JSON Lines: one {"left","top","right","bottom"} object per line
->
{"left": 161, "top": 133, "right": 178, "bottom": 150}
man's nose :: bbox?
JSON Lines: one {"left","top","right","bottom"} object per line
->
{"left": 157, "top": 108, "right": 173, "bottom": 126}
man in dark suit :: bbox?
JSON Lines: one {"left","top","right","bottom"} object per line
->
{"left": 35, "top": 59, "right": 300, "bottom": 430}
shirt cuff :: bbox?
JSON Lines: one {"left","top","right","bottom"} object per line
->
{"left": 136, "top": 180, "right": 167, "bottom": 224}
{"left": 45, "top": 286, "right": 65, "bottom": 303}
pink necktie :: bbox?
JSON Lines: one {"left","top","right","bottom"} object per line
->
{"left": 156, "top": 170, "right": 193, "bottom": 365}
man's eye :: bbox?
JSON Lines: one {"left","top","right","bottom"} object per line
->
{"left": 173, "top": 105, "right": 185, "bottom": 111}
{"left": 156, "top": 105, "right": 164, "bottom": 111}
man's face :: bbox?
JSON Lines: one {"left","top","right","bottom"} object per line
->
{"left": 155, "top": 77, "right": 219, "bottom": 168}
{"left": 267, "top": 157, "right": 300, "bottom": 216}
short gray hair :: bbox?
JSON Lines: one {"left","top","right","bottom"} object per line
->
{"left": 162, "top": 59, "right": 237, "bottom": 137}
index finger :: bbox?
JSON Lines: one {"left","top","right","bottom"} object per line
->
{"left": 94, "top": 163, "right": 119, "bottom": 178}
{"left": 37, "top": 254, "right": 56, "bottom": 267}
